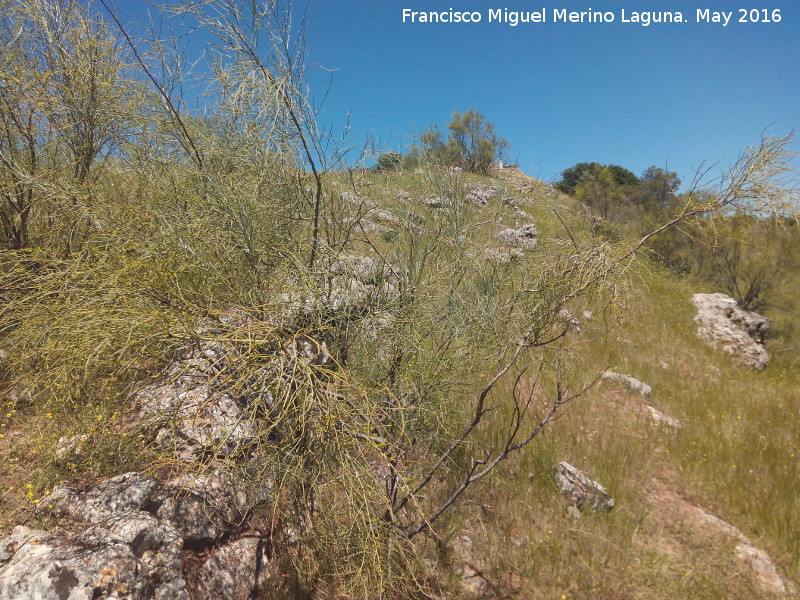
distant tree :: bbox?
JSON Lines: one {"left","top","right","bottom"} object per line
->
{"left": 574, "top": 167, "right": 637, "bottom": 230}
{"left": 557, "top": 162, "right": 600, "bottom": 194}
{"left": 412, "top": 109, "right": 508, "bottom": 173}
{"left": 638, "top": 166, "right": 681, "bottom": 215}
{"left": 608, "top": 164, "right": 640, "bottom": 187}
{"left": 377, "top": 151, "right": 403, "bottom": 171}
{"left": 413, "top": 124, "right": 447, "bottom": 164}
{"left": 445, "top": 108, "right": 508, "bottom": 173}
{"left": 557, "top": 162, "right": 637, "bottom": 194}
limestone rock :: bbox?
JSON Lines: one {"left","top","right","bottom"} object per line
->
{"left": 368, "top": 208, "right": 400, "bottom": 225}
{"left": 0, "top": 516, "right": 186, "bottom": 600}
{"left": 692, "top": 293, "right": 769, "bottom": 369}
{"left": 735, "top": 544, "right": 787, "bottom": 597}
{"left": 484, "top": 246, "right": 524, "bottom": 264}
{"left": 465, "top": 185, "right": 498, "bottom": 206}
{"left": 554, "top": 461, "right": 615, "bottom": 511}
{"left": 47, "top": 472, "right": 160, "bottom": 524}
{"left": 276, "top": 254, "right": 400, "bottom": 324}
{"left": 698, "top": 508, "right": 788, "bottom": 596}
{"left": 194, "top": 536, "right": 271, "bottom": 600}
{"left": 645, "top": 405, "right": 681, "bottom": 429}
{"left": 138, "top": 382, "right": 255, "bottom": 462}
{"left": 2, "top": 464, "right": 273, "bottom": 599}
{"left": 131, "top": 337, "right": 258, "bottom": 462}
{"left": 601, "top": 371, "right": 652, "bottom": 397}
{"left": 422, "top": 196, "right": 448, "bottom": 209}
{"left": 497, "top": 223, "right": 538, "bottom": 249}
{"left": 151, "top": 470, "right": 249, "bottom": 544}
{"left": 450, "top": 535, "right": 487, "bottom": 594}
{"left": 54, "top": 434, "right": 90, "bottom": 461}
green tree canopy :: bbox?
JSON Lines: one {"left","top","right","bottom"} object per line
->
{"left": 414, "top": 109, "right": 509, "bottom": 173}
{"left": 557, "top": 162, "right": 638, "bottom": 194}
{"left": 638, "top": 166, "right": 681, "bottom": 215}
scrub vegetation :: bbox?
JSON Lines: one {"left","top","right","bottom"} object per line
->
{"left": 0, "top": 0, "right": 798, "bottom": 598}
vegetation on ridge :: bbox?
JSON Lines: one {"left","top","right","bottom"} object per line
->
{"left": 0, "top": 0, "right": 798, "bottom": 598}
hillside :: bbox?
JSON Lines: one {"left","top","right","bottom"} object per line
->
{"left": 0, "top": 162, "right": 797, "bottom": 599}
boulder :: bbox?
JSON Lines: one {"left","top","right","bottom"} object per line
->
{"left": 554, "top": 462, "right": 615, "bottom": 511}
{"left": 0, "top": 464, "right": 273, "bottom": 599}
{"left": 0, "top": 516, "right": 186, "bottom": 600}
{"left": 692, "top": 293, "right": 769, "bottom": 369}
{"left": 47, "top": 468, "right": 253, "bottom": 546}
{"left": 497, "top": 224, "right": 538, "bottom": 250}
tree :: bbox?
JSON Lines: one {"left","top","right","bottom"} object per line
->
{"left": 446, "top": 108, "right": 508, "bottom": 173}
{"left": 574, "top": 166, "right": 638, "bottom": 231}
{"left": 638, "top": 166, "right": 681, "bottom": 215}
{"left": 413, "top": 109, "right": 508, "bottom": 173}
{"left": 0, "top": 0, "right": 129, "bottom": 248}
{"left": 377, "top": 151, "right": 403, "bottom": 171}
{"left": 557, "top": 162, "right": 638, "bottom": 194}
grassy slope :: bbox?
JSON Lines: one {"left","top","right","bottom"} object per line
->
{"left": 350, "top": 168, "right": 799, "bottom": 598}
{"left": 0, "top": 167, "right": 797, "bottom": 599}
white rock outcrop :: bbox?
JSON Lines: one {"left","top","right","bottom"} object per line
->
{"left": 692, "top": 293, "right": 769, "bottom": 369}
{"left": 465, "top": 184, "right": 498, "bottom": 206}
{"left": 497, "top": 223, "right": 538, "bottom": 250}
{"left": 698, "top": 508, "right": 788, "bottom": 596}
{"left": 0, "top": 470, "right": 271, "bottom": 600}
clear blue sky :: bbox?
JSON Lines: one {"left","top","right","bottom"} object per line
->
{"left": 115, "top": 0, "right": 799, "bottom": 187}
{"left": 299, "top": 1, "right": 799, "bottom": 186}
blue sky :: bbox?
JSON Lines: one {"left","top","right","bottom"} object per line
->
{"left": 114, "top": 0, "right": 799, "bottom": 187}
{"left": 297, "top": 1, "right": 799, "bottom": 186}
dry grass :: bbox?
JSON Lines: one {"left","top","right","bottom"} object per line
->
{"left": 0, "top": 163, "right": 797, "bottom": 599}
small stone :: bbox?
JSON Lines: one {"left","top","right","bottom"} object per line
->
{"left": 601, "top": 372, "right": 652, "bottom": 397}
{"left": 54, "top": 434, "right": 90, "bottom": 461}
{"left": 646, "top": 405, "right": 681, "bottom": 429}
{"left": 554, "top": 462, "right": 615, "bottom": 511}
